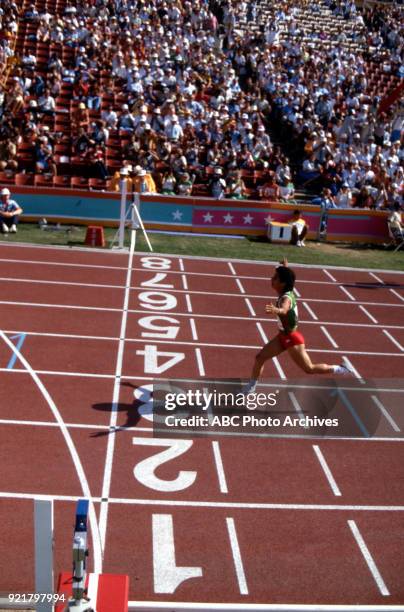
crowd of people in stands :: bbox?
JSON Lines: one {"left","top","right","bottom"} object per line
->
{"left": 0, "top": 0, "right": 402, "bottom": 210}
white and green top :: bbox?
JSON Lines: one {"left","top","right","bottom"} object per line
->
{"left": 276, "top": 290, "right": 299, "bottom": 333}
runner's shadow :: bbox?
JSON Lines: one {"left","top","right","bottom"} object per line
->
{"left": 91, "top": 382, "right": 145, "bottom": 437}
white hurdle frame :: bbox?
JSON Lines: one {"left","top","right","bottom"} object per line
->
{"left": 34, "top": 498, "right": 54, "bottom": 612}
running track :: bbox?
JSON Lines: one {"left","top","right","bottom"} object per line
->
{"left": 0, "top": 242, "right": 404, "bottom": 608}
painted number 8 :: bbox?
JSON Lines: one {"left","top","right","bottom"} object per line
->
{"left": 141, "top": 257, "right": 172, "bottom": 270}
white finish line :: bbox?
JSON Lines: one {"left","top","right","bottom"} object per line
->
{"left": 127, "top": 603, "right": 404, "bottom": 611}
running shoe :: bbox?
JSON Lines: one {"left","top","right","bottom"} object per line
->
{"left": 241, "top": 380, "right": 257, "bottom": 395}
{"left": 334, "top": 363, "right": 355, "bottom": 376}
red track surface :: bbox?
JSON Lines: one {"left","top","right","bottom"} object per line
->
{"left": 0, "top": 242, "right": 404, "bottom": 607}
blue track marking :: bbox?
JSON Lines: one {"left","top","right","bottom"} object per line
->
{"left": 6, "top": 333, "right": 27, "bottom": 370}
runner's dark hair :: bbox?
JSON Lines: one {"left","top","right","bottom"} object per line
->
{"left": 276, "top": 266, "right": 295, "bottom": 292}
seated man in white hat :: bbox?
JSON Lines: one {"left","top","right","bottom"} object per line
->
{"left": 0, "top": 188, "right": 23, "bottom": 233}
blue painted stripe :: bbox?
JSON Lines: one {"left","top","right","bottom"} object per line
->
{"left": 7, "top": 333, "right": 27, "bottom": 370}
{"left": 335, "top": 388, "right": 369, "bottom": 438}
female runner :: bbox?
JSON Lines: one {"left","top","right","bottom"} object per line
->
{"left": 244, "top": 258, "right": 352, "bottom": 393}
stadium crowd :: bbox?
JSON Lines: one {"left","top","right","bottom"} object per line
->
{"left": 0, "top": 0, "right": 402, "bottom": 209}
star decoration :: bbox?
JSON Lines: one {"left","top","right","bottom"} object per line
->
{"left": 243, "top": 213, "right": 254, "bottom": 224}
{"left": 172, "top": 209, "right": 183, "bottom": 220}
{"left": 203, "top": 212, "right": 214, "bottom": 223}
{"left": 223, "top": 213, "right": 234, "bottom": 223}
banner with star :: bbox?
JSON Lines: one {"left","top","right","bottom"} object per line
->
{"left": 11, "top": 186, "right": 390, "bottom": 243}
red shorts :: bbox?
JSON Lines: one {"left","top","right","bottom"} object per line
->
{"left": 277, "top": 330, "right": 305, "bottom": 350}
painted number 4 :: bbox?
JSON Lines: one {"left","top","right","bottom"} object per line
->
{"left": 136, "top": 345, "right": 185, "bottom": 374}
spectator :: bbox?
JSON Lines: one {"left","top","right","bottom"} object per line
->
{"left": 0, "top": 0, "right": 401, "bottom": 207}
{"left": 226, "top": 170, "right": 248, "bottom": 199}
{"left": 132, "top": 168, "right": 156, "bottom": 194}
{"left": 279, "top": 176, "right": 296, "bottom": 203}
{"left": 289, "top": 209, "right": 308, "bottom": 247}
{"left": 72, "top": 103, "right": 89, "bottom": 132}
{"left": 210, "top": 168, "right": 227, "bottom": 199}
{"left": 0, "top": 138, "right": 18, "bottom": 172}
{"left": 0, "top": 188, "right": 23, "bottom": 233}
{"left": 259, "top": 173, "right": 280, "bottom": 201}
{"left": 177, "top": 172, "right": 194, "bottom": 196}
{"left": 335, "top": 183, "right": 352, "bottom": 208}
{"left": 161, "top": 170, "right": 177, "bottom": 195}
{"left": 388, "top": 202, "right": 403, "bottom": 245}
{"left": 35, "top": 137, "right": 56, "bottom": 175}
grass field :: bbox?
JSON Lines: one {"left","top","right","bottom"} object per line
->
{"left": 1, "top": 222, "right": 403, "bottom": 271}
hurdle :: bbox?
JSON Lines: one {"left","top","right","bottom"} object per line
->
{"left": 56, "top": 499, "right": 129, "bottom": 612}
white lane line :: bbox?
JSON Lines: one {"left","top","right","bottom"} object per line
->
{"left": 99, "top": 228, "right": 136, "bottom": 556}
{"left": 3, "top": 490, "right": 404, "bottom": 511}
{"left": 189, "top": 318, "right": 198, "bottom": 341}
{"left": 294, "top": 287, "right": 301, "bottom": 297}
{"left": 0, "top": 276, "right": 123, "bottom": 290}
{"left": 0, "top": 367, "right": 114, "bottom": 379}
{"left": 273, "top": 357, "right": 286, "bottom": 380}
{"left": 391, "top": 289, "right": 404, "bottom": 303}
{"left": 179, "top": 258, "right": 184, "bottom": 272}
{"left": 0, "top": 299, "right": 121, "bottom": 313}
{"left": 228, "top": 263, "right": 237, "bottom": 275}
{"left": 324, "top": 269, "right": 337, "bottom": 282}
{"left": 0, "top": 257, "right": 128, "bottom": 271}
{"left": 1, "top": 334, "right": 403, "bottom": 357}
{"left": 1, "top": 417, "right": 404, "bottom": 443}
{"left": 348, "top": 520, "right": 390, "bottom": 596}
{"left": 7, "top": 308, "right": 404, "bottom": 330}
{"left": 369, "top": 272, "right": 384, "bottom": 284}
{"left": 320, "top": 326, "right": 339, "bottom": 348}
{"left": 244, "top": 298, "right": 256, "bottom": 317}
{"left": 312, "top": 445, "right": 341, "bottom": 496}
{"left": 203, "top": 385, "right": 214, "bottom": 424}
{"left": 236, "top": 278, "right": 246, "bottom": 294}
{"left": 86, "top": 573, "right": 99, "bottom": 609}
{"left": 0, "top": 418, "right": 111, "bottom": 430}
{"left": 303, "top": 301, "right": 318, "bottom": 320}
{"left": 137, "top": 287, "right": 404, "bottom": 305}
{"left": 340, "top": 286, "right": 356, "bottom": 301}
{"left": 1, "top": 250, "right": 403, "bottom": 278}
{"left": 4, "top": 330, "right": 117, "bottom": 342}
{"left": 383, "top": 329, "right": 404, "bottom": 352}
{"left": 2, "top": 294, "right": 404, "bottom": 311}
{"left": 371, "top": 395, "right": 401, "bottom": 432}
{"left": 127, "top": 602, "right": 402, "bottom": 611}
{"left": 256, "top": 322, "right": 268, "bottom": 344}
{"left": 226, "top": 518, "right": 249, "bottom": 595}
{"left": 342, "top": 356, "right": 364, "bottom": 383}
{"left": 288, "top": 392, "right": 307, "bottom": 426}
{"left": 359, "top": 305, "right": 378, "bottom": 324}
{"left": 195, "top": 348, "right": 205, "bottom": 376}
{"left": 3, "top": 366, "right": 404, "bottom": 394}
{"left": 212, "top": 441, "right": 228, "bottom": 494}
{"left": 0, "top": 269, "right": 400, "bottom": 292}
{"left": 185, "top": 294, "right": 193, "bottom": 313}
{"left": 0, "top": 330, "right": 103, "bottom": 572}
{"left": 181, "top": 274, "right": 188, "bottom": 291}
